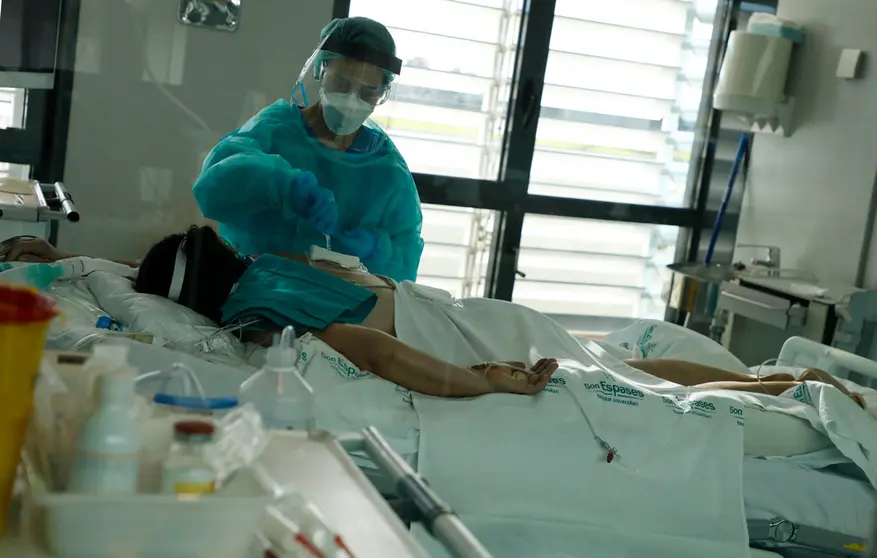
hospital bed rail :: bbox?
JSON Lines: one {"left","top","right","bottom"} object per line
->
{"left": 779, "top": 336, "right": 877, "bottom": 388}
{"left": 339, "top": 427, "right": 492, "bottom": 558}
{"left": 748, "top": 336, "right": 875, "bottom": 558}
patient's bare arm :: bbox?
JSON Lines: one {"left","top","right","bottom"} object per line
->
{"left": 624, "top": 359, "right": 765, "bottom": 386}
{"left": 0, "top": 237, "right": 139, "bottom": 267}
{"left": 625, "top": 359, "right": 866, "bottom": 406}
{"left": 315, "top": 323, "right": 556, "bottom": 397}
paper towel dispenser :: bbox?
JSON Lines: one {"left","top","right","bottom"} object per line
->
{"left": 714, "top": 15, "right": 804, "bottom": 137}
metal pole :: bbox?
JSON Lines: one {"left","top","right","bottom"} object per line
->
{"left": 361, "top": 427, "right": 493, "bottom": 558}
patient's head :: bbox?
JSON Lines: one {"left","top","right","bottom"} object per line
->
{"left": 134, "top": 226, "right": 249, "bottom": 323}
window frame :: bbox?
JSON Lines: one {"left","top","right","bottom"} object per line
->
{"left": 0, "top": 0, "right": 80, "bottom": 244}
{"left": 338, "top": 0, "right": 737, "bottom": 304}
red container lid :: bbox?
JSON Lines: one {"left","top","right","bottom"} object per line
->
{"left": 174, "top": 420, "right": 216, "bottom": 437}
{"left": 0, "top": 285, "right": 58, "bottom": 324}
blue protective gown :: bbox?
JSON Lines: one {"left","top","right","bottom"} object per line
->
{"left": 192, "top": 100, "right": 424, "bottom": 282}
{"left": 220, "top": 254, "right": 377, "bottom": 332}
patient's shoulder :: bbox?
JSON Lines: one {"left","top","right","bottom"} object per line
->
{"left": 267, "top": 252, "right": 309, "bottom": 264}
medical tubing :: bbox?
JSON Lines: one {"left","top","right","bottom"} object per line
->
{"left": 754, "top": 358, "right": 780, "bottom": 394}
{"left": 134, "top": 363, "right": 207, "bottom": 401}
{"left": 704, "top": 133, "right": 750, "bottom": 266}
{"left": 71, "top": 332, "right": 110, "bottom": 351}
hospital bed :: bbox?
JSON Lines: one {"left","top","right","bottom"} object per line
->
{"left": 33, "top": 274, "right": 877, "bottom": 558}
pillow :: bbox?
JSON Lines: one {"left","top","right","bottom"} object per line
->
{"left": 743, "top": 405, "right": 833, "bottom": 457}
{"left": 603, "top": 319, "right": 751, "bottom": 374}
{"left": 85, "top": 271, "right": 242, "bottom": 358}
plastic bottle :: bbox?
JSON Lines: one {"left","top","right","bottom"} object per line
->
{"left": 162, "top": 420, "right": 217, "bottom": 495}
{"left": 239, "top": 326, "right": 315, "bottom": 430}
{"left": 68, "top": 345, "right": 142, "bottom": 493}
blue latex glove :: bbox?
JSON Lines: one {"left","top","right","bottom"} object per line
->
{"left": 290, "top": 171, "right": 338, "bottom": 235}
{"left": 336, "top": 228, "right": 380, "bottom": 260}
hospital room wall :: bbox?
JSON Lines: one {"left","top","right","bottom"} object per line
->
{"left": 739, "top": 0, "right": 877, "bottom": 288}
{"left": 54, "top": 0, "right": 333, "bottom": 260}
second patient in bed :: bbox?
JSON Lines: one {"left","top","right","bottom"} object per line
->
{"left": 0, "top": 230, "right": 867, "bottom": 408}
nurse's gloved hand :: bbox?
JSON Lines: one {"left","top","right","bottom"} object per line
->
{"left": 289, "top": 171, "right": 338, "bottom": 234}
{"left": 336, "top": 228, "right": 380, "bottom": 259}
{"left": 307, "top": 193, "right": 338, "bottom": 235}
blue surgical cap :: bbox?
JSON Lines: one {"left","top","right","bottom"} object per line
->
{"left": 314, "top": 17, "right": 398, "bottom": 85}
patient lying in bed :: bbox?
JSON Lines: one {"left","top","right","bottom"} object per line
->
{"left": 1, "top": 230, "right": 866, "bottom": 408}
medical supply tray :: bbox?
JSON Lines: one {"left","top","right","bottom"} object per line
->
{"left": 7, "top": 423, "right": 485, "bottom": 557}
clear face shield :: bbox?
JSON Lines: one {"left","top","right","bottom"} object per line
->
{"left": 292, "top": 31, "right": 402, "bottom": 139}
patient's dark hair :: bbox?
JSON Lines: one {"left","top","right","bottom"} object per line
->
{"left": 134, "top": 226, "right": 249, "bottom": 323}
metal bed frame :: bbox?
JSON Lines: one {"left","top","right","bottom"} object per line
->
{"left": 340, "top": 428, "right": 491, "bottom": 558}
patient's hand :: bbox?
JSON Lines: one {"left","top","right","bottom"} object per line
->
{"left": 0, "top": 237, "right": 68, "bottom": 263}
{"left": 799, "top": 368, "right": 866, "bottom": 408}
{"left": 472, "top": 358, "right": 558, "bottom": 395}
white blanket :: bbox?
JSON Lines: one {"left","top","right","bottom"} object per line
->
{"left": 391, "top": 281, "right": 877, "bottom": 557}
{"left": 294, "top": 332, "right": 750, "bottom": 556}
{"left": 413, "top": 352, "right": 749, "bottom": 558}
{"left": 295, "top": 334, "right": 419, "bottom": 459}
{"left": 716, "top": 381, "right": 877, "bottom": 486}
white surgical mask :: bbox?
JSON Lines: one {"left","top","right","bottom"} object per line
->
{"left": 319, "top": 89, "right": 374, "bottom": 136}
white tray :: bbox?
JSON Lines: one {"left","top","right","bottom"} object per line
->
{"left": 25, "top": 467, "right": 274, "bottom": 558}
{"left": 255, "top": 430, "right": 429, "bottom": 557}
{"left": 8, "top": 430, "right": 429, "bottom": 558}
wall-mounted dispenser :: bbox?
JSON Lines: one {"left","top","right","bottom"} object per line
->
{"left": 713, "top": 15, "right": 804, "bottom": 137}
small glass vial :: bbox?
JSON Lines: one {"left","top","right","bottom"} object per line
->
{"left": 162, "top": 420, "right": 217, "bottom": 495}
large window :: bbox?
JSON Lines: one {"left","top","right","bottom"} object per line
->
{"left": 0, "top": 87, "right": 28, "bottom": 179}
{"left": 419, "top": 204, "right": 496, "bottom": 298}
{"left": 513, "top": 216, "right": 677, "bottom": 335}
{"left": 533, "top": 0, "right": 715, "bottom": 208}
{"left": 0, "top": 0, "right": 73, "bottom": 243}
{"left": 352, "top": 0, "right": 519, "bottom": 181}
{"left": 350, "top": 0, "right": 520, "bottom": 297}
{"left": 0, "top": 88, "right": 25, "bottom": 130}
{"left": 518, "top": 0, "right": 715, "bottom": 332}
{"left": 347, "top": 0, "right": 722, "bottom": 331}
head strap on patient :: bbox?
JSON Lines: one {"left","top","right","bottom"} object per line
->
{"left": 167, "top": 239, "right": 187, "bottom": 302}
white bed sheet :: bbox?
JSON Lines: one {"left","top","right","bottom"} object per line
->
{"left": 42, "top": 279, "right": 107, "bottom": 351}
{"left": 365, "top": 453, "right": 876, "bottom": 552}
{"left": 361, "top": 440, "right": 875, "bottom": 541}
{"left": 743, "top": 456, "right": 874, "bottom": 538}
